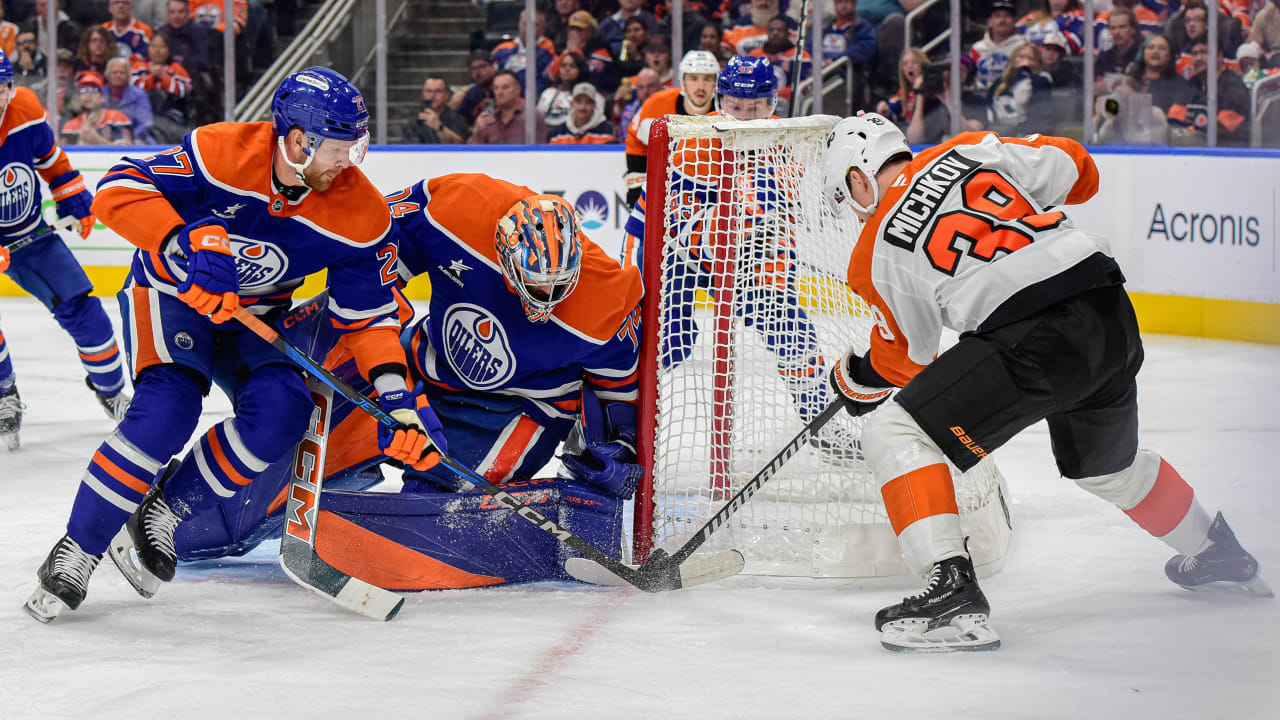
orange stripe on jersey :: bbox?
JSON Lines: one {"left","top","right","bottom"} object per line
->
{"left": 625, "top": 87, "right": 682, "bottom": 157}
{"left": 129, "top": 287, "right": 163, "bottom": 373}
{"left": 315, "top": 510, "right": 505, "bottom": 590}
{"left": 146, "top": 253, "right": 176, "bottom": 284}
{"left": 330, "top": 315, "right": 380, "bottom": 332}
{"left": 588, "top": 372, "right": 637, "bottom": 389}
{"left": 92, "top": 450, "right": 152, "bottom": 495}
{"left": 484, "top": 416, "right": 541, "bottom": 483}
{"left": 79, "top": 346, "right": 118, "bottom": 362}
{"left": 342, "top": 326, "right": 405, "bottom": 381}
{"left": 880, "top": 463, "right": 959, "bottom": 536}
{"left": 206, "top": 428, "right": 254, "bottom": 486}
{"left": 94, "top": 184, "right": 186, "bottom": 253}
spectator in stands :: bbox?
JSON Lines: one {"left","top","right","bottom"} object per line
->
{"left": 24, "top": 0, "right": 80, "bottom": 53}
{"left": 723, "top": 0, "right": 795, "bottom": 56}
{"left": 1170, "top": 38, "right": 1251, "bottom": 145}
{"left": 158, "top": 0, "right": 208, "bottom": 73}
{"left": 751, "top": 15, "right": 809, "bottom": 108}
{"left": 104, "top": 55, "right": 153, "bottom": 142}
{"left": 55, "top": 48, "right": 78, "bottom": 122}
{"left": 615, "top": 17, "right": 649, "bottom": 78}
{"left": 1168, "top": 1, "right": 1242, "bottom": 70}
{"left": 538, "top": 50, "right": 586, "bottom": 129}
{"left": 403, "top": 75, "right": 469, "bottom": 145}
{"left": 75, "top": 25, "right": 115, "bottom": 76}
{"left": 986, "top": 42, "right": 1053, "bottom": 135}
{"left": 1095, "top": 74, "right": 1169, "bottom": 144}
{"left": 1234, "top": 41, "right": 1276, "bottom": 88}
{"left": 12, "top": 31, "right": 46, "bottom": 89}
{"left": 61, "top": 70, "right": 133, "bottom": 145}
{"left": 1017, "top": 0, "right": 1084, "bottom": 54}
{"left": 698, "top": 21, "right": 727, "bottom": 64}
{"left": 613, "top": 66, "right": 661, "bottom": 143}
{"left": 548, "top": 82, "right": 615, "bottom": 144}
{"left": 1128, "top": 33, "right": 1187, "bottom": 114}
{"left": 643, "top": 37, "right": 673, "bottom": 86}
{"left": 905, "top": 58, "right": 960, "bottom": 143}
{"left": 969, "top": 0, "right": 1023, "bottom": 94}
{"left": 1040, "top": 31, "right": 1080, "bottom": 88}
{"left": 1248, "top": 0, "right": 1280, "bottom": 67}
{"left": 132, "top": 31, "right": 189, "bottom": 142}
{"left": 458, "top": 49, "right": 497, "bottom": 124}
{"left": 600, "top": 0, "right": 657, "bottom": 60}
{"left": 132, "top": 0, "right": 169, "bottom": 28}
{"left": 547, "top": 0, "right": 581, "bottom": 52}
{"left": 561, "top": 10, "right": 618, "bottom": 93}
{"left": 492, "top": 8, "right": 556, "bottom": 95}
{"left": 104, "top": 0, "right": 152, "bottom": 60}
{"left": 0, "top": 5, "right": 16, "bottom": 59}
{"left": 469, "top": 69, "right": 548, "bottom": 145}
{"left": 1096, "top": 8, "right": 1140, "bottom": 91}
{"left": 876, "top": 47, "right": 925, "bottom": 123}
{"left": 822, "top": 0, "right": 876, "bottom": 70}
{"left": 1093, "top": 0, "right": 1162, "bottom": 51}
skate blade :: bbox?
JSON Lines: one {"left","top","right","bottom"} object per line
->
{"left": 107, "top": 528, "right": 161, "bottom": 599}
{"left": 23, "top": 587, "right": 70, "bottom": 624}
{"left": 1177, "top": 573, "right": 1275, "bottom": 599}
{"left": 880, "top": 614, "right": 1001, "bottom": 653}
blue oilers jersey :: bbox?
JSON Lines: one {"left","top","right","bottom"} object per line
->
{"left": 387, "top": 173, "right": 643, "bottom": 437}
{"left": 93, "top": 122, "right": 400, "bottom": 335}
{"left": 0, "top": 87, "right": 88, "bottom": 244}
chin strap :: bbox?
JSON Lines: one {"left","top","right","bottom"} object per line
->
{"left": 276, "top": 135, "right": 315, "bottom": 184}
{"left": 849, "top": 168, "right": 883, "bottom": 217}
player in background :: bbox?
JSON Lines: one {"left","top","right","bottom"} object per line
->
{"left": 621, "top": 54, "right": 843, "bottom": 451}
{"left": 23, "top": 67, "right": 444, "bottom": 623}
{"left": 161, "top": 176, "right": 643, "bottom": 588}
{"left": 821, "top": 113, "right": 1272, "bottom": 652}
{"left": 623, "top": 50, "right": 719, "bottom": 206}
{"left": 0, "top": 49, "right": 130, "bottom": 452}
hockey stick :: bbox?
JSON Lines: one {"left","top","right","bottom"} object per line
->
{"left": 5, "top": 215, "right": 80, "bottom": 254}
{"left": 232, "top": 307, "right": 743, "bottom": 592}
{"left": 566, "top": 398, "right": 845, "bottom": 585}
{"left": 787, "top": 0, "right": 812, "bottom": 118}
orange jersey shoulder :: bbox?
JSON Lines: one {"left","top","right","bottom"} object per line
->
{"left": 1, "top": 86, "right": 49, "bottom": 134}
{"left": 424, "top": 173, "right": 535, "bottom": 262}
{"left": 553, "top": 241, "right": 643, "bottom": 343}
{"left": 625, "top": 86, "right": 683, "bottom": 156}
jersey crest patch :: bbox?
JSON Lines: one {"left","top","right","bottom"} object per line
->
{"left": 0, "top": 163, "right": 37, "bottom": 228}
{"left": 442, "top": 303, "right": 516, "bottom": 391}
{"left": 231, "top": 239, "right": 290, "bottom": 288}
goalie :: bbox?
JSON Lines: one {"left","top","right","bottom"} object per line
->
{"left": 165, "top": 176, "right": 646, "bottom": 589}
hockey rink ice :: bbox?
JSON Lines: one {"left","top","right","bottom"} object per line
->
{"left": 0, "top": 296, "right": 1276, "bottom": 719}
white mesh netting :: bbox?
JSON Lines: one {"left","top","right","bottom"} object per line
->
{"left": 636, "top": 115, "right": 1012, "bottom": 577}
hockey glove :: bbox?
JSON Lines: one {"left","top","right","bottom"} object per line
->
{"left": 561, "top": 437, "right": 642, "bottom": 500}
{"left": 49, "top": 172, "right": 95, "bottom": 239}
{"left": 378, "top": 384, "right": 448, "bottom": 472}
{"left": 829, "top": 347, "right": 895, "bottom": 417}
{"left": 0, "top": 244, "right": 8, "bottom": 273}
{"left": 173, "top": 217, "right": 240, "bottom": 323}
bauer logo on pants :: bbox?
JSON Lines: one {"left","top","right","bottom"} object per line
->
{"left": 0, "top": 163, "right": 37, "bottom": 227}
{"left": 442, "top": 303, "right": 516, "bottom": 391}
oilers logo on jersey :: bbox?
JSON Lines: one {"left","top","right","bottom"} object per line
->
{"left": 443, "top": 303, "right": 516, "bottom": 391}
{"left": 0, "top": 163, "right": 38, "bottom": 227}
{"left": 230, "top": 239, "right": 289, "bottom": 288}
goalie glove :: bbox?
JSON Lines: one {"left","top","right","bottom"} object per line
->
{"left": 561, "top": 437, "right": 642, "bottom": 500}
{"left": 829, "top": 347, "right": 895, "bottom": 417}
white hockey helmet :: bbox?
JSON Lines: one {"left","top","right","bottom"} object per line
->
{"left": 678, "top": 50, "right": 720, "bottom": 82}
{"left": 822, "top": 112, "right": 911, "bottom": 216}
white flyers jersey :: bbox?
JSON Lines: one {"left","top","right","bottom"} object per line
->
{"left": 847, "top": 131, "right": 1111, "bottom": 387}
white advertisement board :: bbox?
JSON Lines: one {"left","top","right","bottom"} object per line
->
{"left": 51, "top": 145, "right": 1280, "bottom": 305}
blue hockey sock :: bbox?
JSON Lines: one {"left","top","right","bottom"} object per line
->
{"left": 0, "top": 328, "right": 13, "bottom": 393}
{"left": 66, "top": 430, "right": 167, "bottom": 555}
{"left": 53, "top": 295, "right": 125, "bottom": 395}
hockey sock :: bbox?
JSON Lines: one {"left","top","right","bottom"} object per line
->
{"left": 53, "top": 294, "right": 125, "bottom": 395}
{"left": 882, "top": 463, "right": 965, "bottom": 575}
{"left": 163, "top": 419, "right": 270, "bottom": 520}
{"left": 0, "top": 329, "right": 13, "bottom": 393}
{"left": 1123, "top": 458, "right": 1214, "bottom": 556}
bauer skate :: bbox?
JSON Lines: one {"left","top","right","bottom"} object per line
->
{"left": 24, "top": 534, "right": 102, "bottom": 623}
{"left": 86, "top": 376, "right": 130, "bottom": 422}
{"left": 109, "top": 462, "right": 180, "bottom": 598}
{"left": 0, "top": 384, "right": 22, "bottom": 450}
{"left": 1165, "top": 512, "right": 1273, "bottom": 598}
{"left": 875, "top": 554, "right": 1000, "bottom": 652}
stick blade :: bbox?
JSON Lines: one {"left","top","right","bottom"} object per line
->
{"left": 565, "top": 550, "right": 744, "bottom": 591}
{"left": 280, "top": 545, "right": 404, "bottom": 621}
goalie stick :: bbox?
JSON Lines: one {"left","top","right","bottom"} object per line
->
{"left": 233, "top": 307, "right": 743, "bottom": 593}
{"left": 567, "top": 398, "right": 845, "bottom": 585}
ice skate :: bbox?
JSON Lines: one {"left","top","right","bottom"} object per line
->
{"left": 24, "top": 534, "right": 103, "bottom": 623}
{"left": 0, "top": 384, "right": 22, "bottom": 451}
{"left": 875, "top": 554, "right": 1000, "bottom": 652}
{"left": 85, "top": 376, "right": 130, "bottom": 422}
{"left": 109, "top": 462, "right": 180, "bottom": 598}
{"left": 1165, "top": 512, "right": 1273, "bottom": 598}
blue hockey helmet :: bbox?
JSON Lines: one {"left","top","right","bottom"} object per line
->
{"left": 272, "top": 67, "right": 369, "bottom": 177}
{"left": 495, "top": 195, "right": 584, "bottom": 323}
{"left": 0, "top": 51, "right": 13, "bottom": 86}
{"left": 716, "top": 54, "right": 777, "bottom": 119}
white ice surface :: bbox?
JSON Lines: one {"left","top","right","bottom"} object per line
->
{"left": 0, "top": 296, "right": 1277, "bottom": 720}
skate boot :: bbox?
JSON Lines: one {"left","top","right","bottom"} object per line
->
{"left": 85, "top": 376, "right": 130, "bottom": 422}
{"left": 109, "top": 462, "right": 180, "bottom": 598}
{"left": 0, "top": 384, "right": 22, "bottom": 451}
{"left": 875, "top": 554, "right": 1000, "bottom": 652}
{"left": 1165, "top": 512, "right": 1273, "bottom": 598}
{"left": 24, "top": 534, "right": 103, "bottom": 623}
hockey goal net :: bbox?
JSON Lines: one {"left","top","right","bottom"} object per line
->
{"left": 631, "top": 115, "right": 1012, "bottom": 577}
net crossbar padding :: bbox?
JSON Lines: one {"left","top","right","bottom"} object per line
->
{"left": 631, "top": 115, "right": 1012, "bottom": 577}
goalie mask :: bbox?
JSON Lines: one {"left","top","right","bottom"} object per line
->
{"left": 822, "top": 112, "right": 911, "bottom": 217}
{"left": 496, "top": 195, "right": 584, "bottom": 323}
